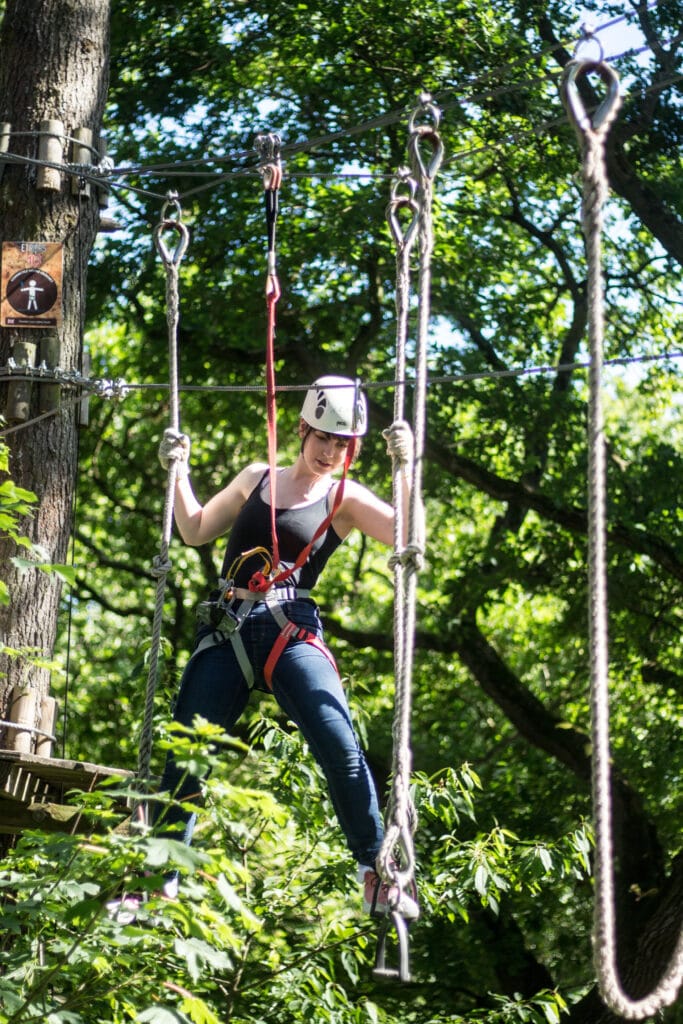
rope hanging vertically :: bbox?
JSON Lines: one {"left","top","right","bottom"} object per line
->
{"left": 375, "top": 94, "right": 443, "bottom": 981}
{"left": 137, "top": 193, "right": 189, "bottom": 787}
{"left": 561, "top": 59, "right": 683, "bottom": 1019}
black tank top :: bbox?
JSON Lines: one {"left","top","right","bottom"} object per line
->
{"left": 220, "top": 470, "right": 343, "bottom": 590}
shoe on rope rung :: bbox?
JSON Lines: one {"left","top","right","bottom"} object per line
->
{"left": 105, "top": 876, "right": 178, "bottom": 924}
{"left": 105, "top": 895, "right": 143, "bottom": 925}
{"left": 362, "top": 869, "right": 420, "bottom": 921}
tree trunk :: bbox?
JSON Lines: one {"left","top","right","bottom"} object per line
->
{"left": 0, "top": 0, "right": 110, "bottom": 749}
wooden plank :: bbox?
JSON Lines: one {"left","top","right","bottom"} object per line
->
{"left": 0, "top": 750, "right": 132, "bottom": 791}
{"left": 0, "top": 751, "right": 139, "bottom": 835}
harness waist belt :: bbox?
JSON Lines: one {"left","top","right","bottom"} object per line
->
{"left": 230, "top": 586, "right": 311, "bottom": 602}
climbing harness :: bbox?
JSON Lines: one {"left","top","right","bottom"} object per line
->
{"left": 137, "top": 193, "right": 189, "bottom": 790}
{"left": 373, "top": 94, "right": 443, "bottom": 983}
{"left": 193, "top": 581, "right": 336, "bottom": 690}
{"left": 561, "top": 56, "right": 683, "bottom": 1019}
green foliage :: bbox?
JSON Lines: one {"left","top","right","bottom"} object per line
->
{"left": 0, "top": 724, "right": 595, "bottom": 1023}
{"left": 3, "top": 1, "right": 683, "bottom": 1022}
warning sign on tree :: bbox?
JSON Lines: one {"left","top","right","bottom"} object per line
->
{"left": 1, "top": 241, "right": 63, "bottom": 328}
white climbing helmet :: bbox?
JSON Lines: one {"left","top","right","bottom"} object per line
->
{"left": 300, "top": 375, "right": 368, "bottom": 436}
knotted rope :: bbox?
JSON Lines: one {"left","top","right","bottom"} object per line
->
{"left": 377, "top": 94, "right": 443, "bottom": 930}
{"left": 562, "top": 59, "right": 683, "bottom": 1018}
{"left": 137, "top": 193, "right": 189, "bottom": 787}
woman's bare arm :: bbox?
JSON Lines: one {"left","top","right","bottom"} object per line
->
{"left": 173, "top": 462, "right": 268, "bottom": 546}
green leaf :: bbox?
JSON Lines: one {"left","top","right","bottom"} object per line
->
{"left": 173, "top": 937, "right": 231, "bottom": 983}
{"left": 137, "top": 1009, "right": 190, "bottom": 1024}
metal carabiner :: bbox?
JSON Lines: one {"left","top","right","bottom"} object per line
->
{"left": 373, "top": 911, "right": 411, "bottom": 983}
{"left": 154, "top": 192, "right": 190, "bottom": 268}
{"left": 561, "top": 59, "right": 621, "bottom": 136}
{"left": 255, "top": 132, "right": 283, "bottom": 191}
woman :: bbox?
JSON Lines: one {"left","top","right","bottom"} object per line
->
{"left": 156, "top": 375, "right": 419, "bottom": 919}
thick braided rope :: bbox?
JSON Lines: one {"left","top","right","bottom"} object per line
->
{"left": 378, "top": 168, "right": 420, "bottom": 892}
{"left": 567, "top": 64, "right": 683, "bottom": 1018}
{"left": 377, "top": 98, "right": 443, "bottom": 899}
{"left": 137, "top": 205, "right": 188, "bottom": 785}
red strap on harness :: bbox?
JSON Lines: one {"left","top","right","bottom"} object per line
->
{"left": 264, "top": 620, "right": 338, "bottom": 689}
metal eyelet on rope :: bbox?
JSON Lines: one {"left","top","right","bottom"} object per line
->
{"left": 407, "top": 92, "right": 444, "bottom": 185}
{"left": 561, "top": 61, "right": 683, "bottom": 1020}
{"left": 571, "top": 21, "right": 606, "bottom": 66}
{"left": 154, "top": 193, "right": 190, "bottom": 271}
{"left": 136, "top": 193, "right": 189, "bottom": 794}
{"left": 153, "top": 192, "right": 190, "bottom": 435}
{"left": 386, "top": 166, "right": 420, "bottom": 254}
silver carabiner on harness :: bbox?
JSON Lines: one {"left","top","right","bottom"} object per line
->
{"left": 196, "top": 577, "right": 238, "bottom": 630}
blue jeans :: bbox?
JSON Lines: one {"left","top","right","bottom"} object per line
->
{"left": 156, "top": 598, "right": 384, "bottom": 866}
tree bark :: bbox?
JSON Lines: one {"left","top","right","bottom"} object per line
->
{"left": 0, "top": 0, "right": 110, "bottom": 746}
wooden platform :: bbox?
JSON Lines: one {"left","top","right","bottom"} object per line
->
{"left": 0, "top": 749, "right": 133, "bottom": 834}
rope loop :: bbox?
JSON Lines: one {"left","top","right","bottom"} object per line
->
{"left": 562, "top": 60, "right": 683, "bottom": 1020}
{"left": 407, "top": 92, "right": 444, "bottom": 184}
{"left": 561, "top": 59, "right": 621, "bottom": 139}
{"left": 153, "top": 191, "right": 190, "bottom": 269}
{"left": 386, "top": 166, "right": 420, "bottom": 251}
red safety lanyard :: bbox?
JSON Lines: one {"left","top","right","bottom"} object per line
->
{"left": 261, "top": 142, "right": 282, "bottom": 574}
{"left": 253, "top": 134, "right": 357, "bottom": 595}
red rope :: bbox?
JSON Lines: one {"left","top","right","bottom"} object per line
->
{"left": 265, "top": 270, "right": 281, "bottom": 572}
{"left": 260, "top": 157, "right": 283, "bottom": 576}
